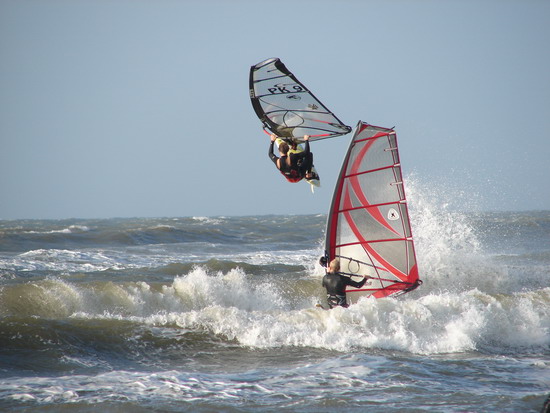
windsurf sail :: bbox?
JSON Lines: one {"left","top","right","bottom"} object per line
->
{"left": 324, "top": 121, "right": 421, "bottom": 301}
{"left": 249, "top": 58, "right": 352, "bottom": 142}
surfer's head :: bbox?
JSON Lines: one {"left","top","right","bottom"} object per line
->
{"left": 278, "top": 142, "right": 289, "bottom": 155}
{"left": 329, "top": 258, "right": 340, "bottom": 273}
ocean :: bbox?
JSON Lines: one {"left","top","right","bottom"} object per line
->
{"left": 1, "top": 202, "right": 549, "bottom": 411}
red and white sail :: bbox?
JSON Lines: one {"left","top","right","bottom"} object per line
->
{"left": 325, "top": 121, "right": 421, "bottom": 301}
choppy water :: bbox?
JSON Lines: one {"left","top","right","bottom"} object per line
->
{"left": 1, "top": 192, "right": 549, "bottom": 411}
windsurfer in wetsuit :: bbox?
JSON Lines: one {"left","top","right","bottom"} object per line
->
{"left": 322, "top": 258, "right": 370, "bottom": 309}
{"left": 268, "top": 133, "right": 317, "bottom": 183}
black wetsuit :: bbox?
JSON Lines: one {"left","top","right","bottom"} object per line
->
{"left": 268, "top": 140, "right": 313, "bottom": 182}
{"left": 322, "top": 272, "right": 368, "bottom": 309}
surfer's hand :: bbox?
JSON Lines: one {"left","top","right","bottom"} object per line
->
{"left": 304, "top": 135, "right": 310, "bottom": 141}
{"left": 270, "top": 134, "right": 277, "bottom": 142}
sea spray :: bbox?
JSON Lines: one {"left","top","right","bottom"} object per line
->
{"left": 406, "top": 175, "right": 512, "bottom": 294}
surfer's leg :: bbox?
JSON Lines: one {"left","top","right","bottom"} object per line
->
{"left": 301, "top": 153, "right": 316, "bottom": 179}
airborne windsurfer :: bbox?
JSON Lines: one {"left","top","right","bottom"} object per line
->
{"left": 268, "top": 134, "right": 318, "bottom": 183}
{"left": 322, "top": 258, "right": 370, "bottom": 309}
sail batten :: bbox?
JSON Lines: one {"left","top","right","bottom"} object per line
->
{"left": 325, "top": 121, "right": 421, "bottom": 302}
{"left": 344, "top": 163, "right": 401, "bottom": 178}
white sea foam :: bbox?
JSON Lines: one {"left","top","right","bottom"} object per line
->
{"left": 149, "top": 224, "right": 176, "bottom": 230}
{"left": 24, "top": 225, "right": 90, "bottom": 234}
{"left": 3, "top": 247, "right": 194, "bottom": 274}
{"left": 192, "top": 216, "right": 223, "bottom": 225}
{"left": 2, "top": 368, "right": 317, "bottom": 405}
{"left": 9, "top": 249, "right": 126, "bottom": 273}
{"left": 59, "top": 266, "right": 550, "bottom": 355}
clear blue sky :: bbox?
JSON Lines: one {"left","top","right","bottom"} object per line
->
{"left": 1, "top": 0, "right": 549, "bottom": 219}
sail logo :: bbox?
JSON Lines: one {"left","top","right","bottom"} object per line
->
{"left": 387, "top": 208, "right": 400, "bottom": 221}
{"left": 267, "top": 85, "right": 307, "bottom": 94}
{"left": 286, "top": 95, "right": 301, "bottom": 101}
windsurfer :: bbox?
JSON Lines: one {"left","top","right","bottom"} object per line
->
{"left": 322, "top": 258, "right": 370, "bottom": 309}
{"left": 268, "top": 134, "right": 317, "bottom": 183}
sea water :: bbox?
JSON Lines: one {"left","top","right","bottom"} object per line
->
{"left": 0, "top": 185, "right": 549, "bottom": 411}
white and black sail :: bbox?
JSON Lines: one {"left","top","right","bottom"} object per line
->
{"left": 249, "top": 58, "right": 351, "bottom": 142}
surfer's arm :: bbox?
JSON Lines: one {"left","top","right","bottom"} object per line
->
{"left": 268, "top": 141, "right": 278, "bottom": 165}
{"left": 303, "top": 136, "right": 310, "bottom": 154}
{"left": 347, "top": 277, "right": 368, "bottom": 289}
